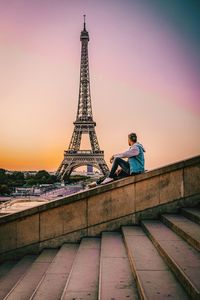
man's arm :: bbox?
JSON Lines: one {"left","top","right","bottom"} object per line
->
{"left": 113, "top": 144, "right": 139, "bottom": 159}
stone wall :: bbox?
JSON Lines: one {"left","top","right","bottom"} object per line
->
{"left": 0, "top": 155, "right": 199, "bottom": 262}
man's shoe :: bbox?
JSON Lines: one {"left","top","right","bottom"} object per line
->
{"left": 88, "top": 182, "right": 97, "bottom": 188}
{"left": 100, "top": 177, "right": 114, "bottom": 185}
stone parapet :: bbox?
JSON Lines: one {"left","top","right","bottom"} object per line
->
{"left": 0, "top": 155, "right": 199, "bottom": 261}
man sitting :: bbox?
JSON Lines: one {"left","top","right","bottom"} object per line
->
{"left": 101, "top": 132, "right": 145, "bottom": 184}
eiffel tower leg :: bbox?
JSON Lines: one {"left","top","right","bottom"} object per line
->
{"left": 89, "top": 130, "right": 100, "bottom": 152}
{"left": 98, "top": 162, "right": 110, "bottom": 176}
{"left": 56, "top": 162, "right": 63, "bottom": 176}
{"left": 62, "top": 165, "right": 70, "bottom": 180}
{"left": 69, "top": 128, "right": 82, "bottom": 151}
{"left": 56, "top": 162, "right": 67, "bottom": 180}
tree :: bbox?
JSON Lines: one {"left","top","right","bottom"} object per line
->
{"left": 34, "top": 170, "right": 50, "bottom": 184}
{"left": 0, "top": 169, "right": 7, "bottom": 184}
{"left": 0, "top": 184, "right": 11, "bottom": 195}
{"left": 9, "top": 171, "right": 25, "bottom": 187}
{"left": 25, "top": 178, "right": 37, "bottom": 187}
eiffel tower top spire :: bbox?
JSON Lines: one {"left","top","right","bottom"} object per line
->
{"left": 83, "top": 14, "right": 86, "bottom": 30}
{"left": 76, "top": 14, "right": 92, "bottom": 122}
{"left": 80, "top": 14, "right": 89, "bottom": 41}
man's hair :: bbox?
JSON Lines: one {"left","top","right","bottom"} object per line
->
{"left": 128, "top": 132, "right": 137, "bottom": 142}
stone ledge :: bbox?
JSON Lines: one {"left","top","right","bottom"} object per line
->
{"left": 0, "top": 155, "right": 199, "bottom": 261}
{"left": 0, "top": 155, "right": 199, "bottom": 225}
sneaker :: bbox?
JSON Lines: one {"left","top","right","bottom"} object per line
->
{"left": 88, "top": 182, "right": 97, "bottom": 188}
{"left": 100, "top": 177, "right": 114, "bottom": 185}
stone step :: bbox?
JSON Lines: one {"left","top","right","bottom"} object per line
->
{"left": 31, "top": 244, "right": 79, "bottom": 300}
{"left": 162, "top": 214, "right": 200, "bottom": 251}
{"left": 61, "top": 238, "right": 100, "bottom": 300}
{"left": 4, "top": 249, "right": 57, "bottom": 300}
{"left": 0, "top": 261, "right": 17, "bottom": 280}
{"left": 122, "top": 226, "right": 189, "bottom": 300}
{"left": 142, "top": 220, "right": 200, "bottom": 300}
{"left": 182, "top": 208, "right": 200, "bottom": 225}
{"left": 99, "top": 232, "right": 138, "bottom": 299}
{"left": 0, "top": 256, "right": 36, "bottom": 299}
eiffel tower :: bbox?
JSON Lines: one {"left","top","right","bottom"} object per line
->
{"left": 56, "top": 16, "right": 109, "bottom": 180}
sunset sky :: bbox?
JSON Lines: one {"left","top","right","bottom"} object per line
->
{"left": 0, "top": 0, "right": 200, "bottom": 172}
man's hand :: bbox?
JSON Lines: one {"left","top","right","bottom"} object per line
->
{"left": 116, "top": 168, "right": 122, "bottom": 176}
{"left": 110, "top": 155, "right": 114, "bottom": 163}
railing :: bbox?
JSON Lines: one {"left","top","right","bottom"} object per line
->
{"left": 65, "top": 150, "right": 104, "bottom": 155}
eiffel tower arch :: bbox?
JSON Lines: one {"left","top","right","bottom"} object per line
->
{"left": 56, "top": 16, "right": 109, "bottom": 180}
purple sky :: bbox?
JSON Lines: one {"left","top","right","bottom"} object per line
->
{"left": 0, "top": 0, "right": 200, "bottom": 171}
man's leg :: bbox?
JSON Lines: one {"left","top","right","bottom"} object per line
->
{"left": 116, "top": 169, "right": 130, "bottom": 179}
{"left": 109, "top": 157, "right": 130, "bottom": 179}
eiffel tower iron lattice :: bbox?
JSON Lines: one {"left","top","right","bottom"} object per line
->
{"left": 56, "top": 16, "right": 109, "bottom": 180}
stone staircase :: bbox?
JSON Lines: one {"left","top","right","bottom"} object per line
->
{"left": 0, "top": 207, "right": 199, "bottom": 300}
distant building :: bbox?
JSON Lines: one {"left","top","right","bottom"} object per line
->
{"left": 14, "top": 187, "right": 34, "bottom": 196}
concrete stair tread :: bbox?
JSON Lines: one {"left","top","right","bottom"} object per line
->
{"left": 122, "top": 226, "right": 189, "bottom": 300}
{"left": 4, "top": 249, "right": 57, "bottom": 300}
{"left": 162, "top": 214, "right": 200, "bottom": 251}
{"left": 142, "top": 220, "right": 200, "bottom": 300}
{"left": 61, "top": 238, "right": 100, "bottom": 300}
{"left": 1, "top": 205, "right": 200, "bottom": 299}
{"left": 182, "top": 208, "right": 200, "bottom": 225}
{"left": 0, "top": 256, "right": 36, "bottom": 299}
{"left": 99, "top": 232, "right": 139, "bottom": 299}
{"left": 31, "top": 243, "right": 79, "bottom": 300}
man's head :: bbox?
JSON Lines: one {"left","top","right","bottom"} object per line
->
{"left": 128, "top": 132, "right": 137, "bottom": 146}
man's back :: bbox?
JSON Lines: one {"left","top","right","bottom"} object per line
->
{"left": 128, "top": 143, "right": 145, "bottom": 174}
